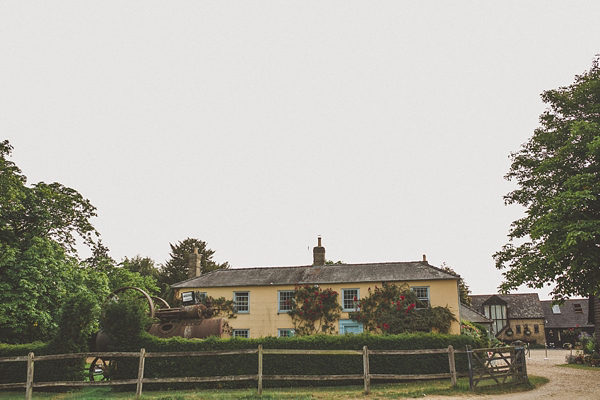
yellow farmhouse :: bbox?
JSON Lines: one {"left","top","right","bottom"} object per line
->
{"left": 171, "top": 239, "right": 462, "bottom": 338}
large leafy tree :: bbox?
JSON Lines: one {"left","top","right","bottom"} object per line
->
{"left": 493, "top": 57, "right": 600, "bottom": 349}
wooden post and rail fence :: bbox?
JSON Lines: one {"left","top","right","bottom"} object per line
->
{"left": 0, "top": 345, "right": 526, "bottom": 399}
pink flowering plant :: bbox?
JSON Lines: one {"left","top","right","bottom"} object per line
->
{"left": 288, "top": 284, "right": 342, "bottom": 335}
{"left": 348, "top": 283, "right": 456, "bottom": 334}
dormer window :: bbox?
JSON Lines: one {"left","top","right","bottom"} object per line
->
{"left": 552, "top": 304, "right": 561, "bottom": 314}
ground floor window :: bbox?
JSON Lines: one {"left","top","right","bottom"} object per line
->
{"left": 339, "top": 319, "right": 363, "bottom": 334}
{"left": 278, "top": 329, "right": 294, "bottom": 338}
{"left": 233, "top": 329, "right": 249, "bottom": 338}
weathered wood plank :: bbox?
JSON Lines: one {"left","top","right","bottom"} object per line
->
{"left": 32, "top": 379, "right": 138, "bottom": 387}
{"left": 262, "top": 374, "right": 364, "bottom": 381}
{"left": 33, "top": 352, "right": 139, "bottom": 361}
{"left": 0, "top": 356, "right": 29, "bottom": 362}
{"left": 371, "top": 373, "right": 452, "bottom": 380}
{"left": 142, "top": 375, "right": 258, "bottom": 383}
{"left": 368, "top": 348, "right": 449, "bottom": 355}
{"left": 25, "top": 352, "right": 34, "bottom": 400}
{"left": 145, "top": 349, "right": 258, "bottom": 357}
{"left": 257, "top": 345, "right": 263, "bottom": 395}
{"left": 0, "top": 382, "right": 26, "bottom": 389}
{"left": 135, "top": 348, "right": 146, "bottom": 399}
{"left": 262, "top": 349, "right": 362, "bottom": 355}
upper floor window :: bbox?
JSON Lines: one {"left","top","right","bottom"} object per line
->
{"left": 342, "top": 289, "right": 359, "bottom": 312}
{"left": 278, "top": 290, "right": 294, "bottom": 313}
{"left": 234, "top": 291, "right": 249, "bottom": 313}
{"left": 552, "top": 304, "right": 561, "bottom": 314}
{"left": 411, "top": 286, "right": 430, "bottom": 308}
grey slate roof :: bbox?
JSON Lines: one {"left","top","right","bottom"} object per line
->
{"left": 469, "top": 294, "right": 544, "bottom": 319}
{"left": 541, "top": 299, "right": 594, "bottom": 329}
{"left": 460, "top": 303, "right": 492, "bottom": 325}
{"left": 171, "top": 261, "right": 458, "bottom": 289}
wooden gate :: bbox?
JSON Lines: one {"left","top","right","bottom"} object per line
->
{"left": 466, "top": 346, "right": 527, "bottom": 390}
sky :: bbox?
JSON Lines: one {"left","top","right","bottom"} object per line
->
{"left": 2, "top": 1, "right": 599, "bottom": 300}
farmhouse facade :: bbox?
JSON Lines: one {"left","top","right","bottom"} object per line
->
{"left": 171, "top": 238, "right": 462, "bottom": 338}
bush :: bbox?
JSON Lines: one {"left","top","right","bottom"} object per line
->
{"left": 0, "top": 290, "right": 99, "bottom": 385}
{"left": 106, "top": 332, "right": 484, "bottom": 390}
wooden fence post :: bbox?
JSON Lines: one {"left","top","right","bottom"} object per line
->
{"left": 25, "top": 352, "right": 34, "bottom": 400}
{"left": 258, "top": 345, "right": 263, "bottom": 395}
{"left": 466, "top": 345, "right": 474, "bottom": 391}
{"left": 447, "top": 345, "right": 457, "bottom": 386}
{"left": 136, "top": 348, "right": 146, "bottom": 399}
{"left": 363, "top": 345, "right": 370, "bottom": 395}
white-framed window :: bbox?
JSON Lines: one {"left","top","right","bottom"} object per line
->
{"left": 278, "top": 329, "right": 295, "bottom": 338}
{"left": 234, "top": 291, "right": 249, "bottom": 313}
{"left": 232, "top": 329, "right": 249, "bottom": 338}
{"left": 278, "top": 290, "right": 294, "bottom": 313}
{"left": 411, "top": 286, "right": 430, "bottom": 308}
{"left": 342, "top": 289, "right": 359, "bottom": 312}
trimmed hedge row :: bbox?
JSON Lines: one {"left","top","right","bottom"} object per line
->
{"left": 0, "top": 341, "right": 85, "bottom": 385}
{"left": 110, "top": 332, "right": 484, "bottom": 390}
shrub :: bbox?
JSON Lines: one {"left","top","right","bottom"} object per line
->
{"left": 105, "top": 332, "right": 484, "bottom": 390}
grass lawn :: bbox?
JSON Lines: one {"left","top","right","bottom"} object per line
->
{"left": 557, "top": 363, "right": 600, "bottom": 371}
{"left": 0, "top": 376, "right": 548, "bottom": 399}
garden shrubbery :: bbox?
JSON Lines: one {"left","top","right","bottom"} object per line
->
{"left": 0, "top": 290, "right": 99, "bottom": 385}
{"left": 98, "top": 298, "right": 484, "bottom": 390}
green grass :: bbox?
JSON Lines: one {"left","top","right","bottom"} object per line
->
{"left": 558, "top": 363, "right": 600, "bottom": 371}
{"left": 0, "top": 376, "right": 548, "bottom": 399}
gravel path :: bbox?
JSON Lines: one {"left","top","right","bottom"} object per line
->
{"left": 424, "top": 349, "right": 600, "bottom": 400}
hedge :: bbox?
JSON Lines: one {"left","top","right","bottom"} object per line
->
{"left": 108, "top": 332, "right": 484, "bottom": 390}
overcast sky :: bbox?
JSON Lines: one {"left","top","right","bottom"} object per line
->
{"left": 2, "top": 2, "right": 599, "bottom": 300}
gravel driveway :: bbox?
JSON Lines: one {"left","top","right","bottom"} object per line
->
{"left": 425, "top": 349, "right": 600, "bottom": 399}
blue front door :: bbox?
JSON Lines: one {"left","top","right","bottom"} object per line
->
{"left": 339, "top": 319, "right": 364, "bottom": 334}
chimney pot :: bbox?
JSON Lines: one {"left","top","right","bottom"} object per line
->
{"left": 188, "top": 249, "right": 202, "bottom": 279}
{"left": 313, "top": 236, "right": 326, "bottom": 266}
{"left": 422, "top": 254, "right": 427, "bottom": 262}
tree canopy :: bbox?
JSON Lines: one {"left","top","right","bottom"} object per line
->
{"left": 161, "top": 237, "right": 229, "bottom": 285}
{"left": 493, "top": 57, "right": 600, "bottom": 301}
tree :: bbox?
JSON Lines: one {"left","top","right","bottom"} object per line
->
{"left": 493, "top": 56, "right": 600, "bottom": 350}
{"left": 0, "top": 237, "right": 109, "bottom": 343}
{"left": 349, "top": 284, "right": 456, "bottom": 334}
{"left": 0, "top": 140, "right": 100, "bottom": 256}
{"left": 121, "top": 255, "right": 160, "bottom": 279}
{"left": 440, "top": 263, "right": 471, "bottom": 305}
{"left": 160, "top": 238, "right": 229, "bottom": 285}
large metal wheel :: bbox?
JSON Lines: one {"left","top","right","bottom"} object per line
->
{"left": 105, "top": 286, "right": 155, "bottom": 318}
{"left": 88, "top": 357, "right": 116, "bottom": 381}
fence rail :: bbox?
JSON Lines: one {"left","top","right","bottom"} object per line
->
{"left": 1, "top": 345, "right": 467, "bottom": 399}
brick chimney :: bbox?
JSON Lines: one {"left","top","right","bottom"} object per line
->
{"left": 188, "top": 247, "right": 202, "bottom": 279}
{"left": 313, "top": 236, "right": 325, "bottom": 266}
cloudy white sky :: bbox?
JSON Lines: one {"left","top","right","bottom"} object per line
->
{"left": 2, "top": 1, "right": 599, "bottom": 299}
